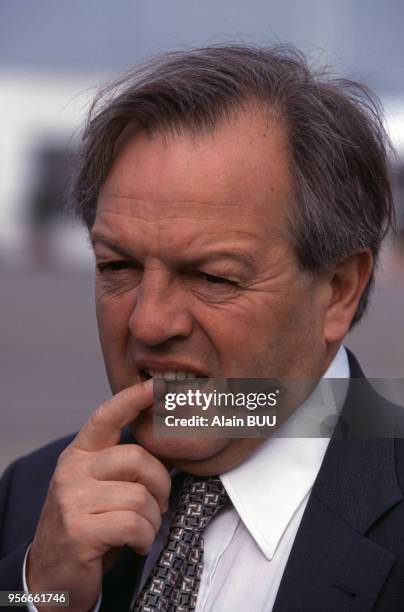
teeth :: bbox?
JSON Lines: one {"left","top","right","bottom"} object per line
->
{"left": 144, "top": 368, "right": 200, "bottom": 380}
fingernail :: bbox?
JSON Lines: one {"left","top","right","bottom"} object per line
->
{"left": 143, "top": 378, "right": 153, "bottom": 391}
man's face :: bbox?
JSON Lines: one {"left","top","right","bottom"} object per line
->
{"left": 91, "top": 109, "right": 330, "bottom": 474}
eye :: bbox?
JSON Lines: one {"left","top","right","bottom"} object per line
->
{"left": 190, "top": 271, "right": 240, "bottom": 301}
{"left": 199, "top": 272, "right": 236, "bottom": 285}
{"left": 97, "top": 261, "right": 133, "bottom": 273}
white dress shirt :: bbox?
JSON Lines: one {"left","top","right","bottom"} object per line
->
{"left": 25, "top": 346, "right": 349, "bottom": 612}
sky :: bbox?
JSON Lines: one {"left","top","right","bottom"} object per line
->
{"left": 1, "top": 0, "right": 404, "bottom": 96}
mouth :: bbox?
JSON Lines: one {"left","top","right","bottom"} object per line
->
{"left": 140, "top": 368, "right": 206, "bottom": 381}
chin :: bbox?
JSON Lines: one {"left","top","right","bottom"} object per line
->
{"left": 130, "top": 416, "right": 229, "bottom": 463}
{"left": 130, "top": 415, "right": 265, "bottom": 476}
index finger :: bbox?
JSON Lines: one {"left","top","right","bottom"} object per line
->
{"left": 72, "top": 378, "right": 153, "bottom": 452}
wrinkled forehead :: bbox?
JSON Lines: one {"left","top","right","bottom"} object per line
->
{"left": 93, "top": 110, "right": 294, "bottom": 261}
{"left": 99, "top": 109, "right": 292, "bottom": 210}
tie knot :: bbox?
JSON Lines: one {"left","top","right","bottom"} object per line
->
{"left": 173, "top": 475, "right": 229, "bottom": 531}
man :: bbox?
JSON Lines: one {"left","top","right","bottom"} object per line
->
{"left": 0, "top": 45, "right": 403, "bottom": 611}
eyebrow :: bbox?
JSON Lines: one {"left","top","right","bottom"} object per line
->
{"left": 91, "top": 233, "right": 255, "bottom": 269}
{"left": 188, "top": 251, "right": 254, "bottom": 270}
{"left": 91, "top": 234, "right": 134, "bottom": 259}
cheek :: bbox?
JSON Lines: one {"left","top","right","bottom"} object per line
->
{"left": 96, "top": 291, "right": 135, "bottom": 374}
{"left": 96, "top": 286, "right": 134, "bottom": 336}
{"left": 193, "top": 298, "right": 274, "bottom": 373}
{"left": 196, "top": 285, "right": 319, "bottom": 374}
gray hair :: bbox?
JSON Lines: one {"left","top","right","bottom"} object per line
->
{"left": 72, "top": 44, "right": 395, "bottom": 325}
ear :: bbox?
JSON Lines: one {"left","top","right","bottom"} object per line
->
{"left": 323, "top": 250, "right": 374, "bottom": 343}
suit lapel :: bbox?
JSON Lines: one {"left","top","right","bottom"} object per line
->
{"left": 273, "top": 493, "right": 395, "bottom": 610}
{"left": 274, "top": 356, "right": 402, "bottom": 611}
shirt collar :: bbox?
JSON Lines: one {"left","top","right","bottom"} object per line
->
{"left": 220, "top": 346, "right": 349, "bottom": 560}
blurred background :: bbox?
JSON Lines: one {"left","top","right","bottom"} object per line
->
{"left": 1, "top": 0, "right": 404, "bottom": 473}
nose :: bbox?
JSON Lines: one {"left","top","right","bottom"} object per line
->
{"left": 129, "top": 266, "right": 193, "bottom": 347}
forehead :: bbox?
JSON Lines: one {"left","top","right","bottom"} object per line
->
{"left": 94, "top": 109, "right": 293, "bottom": 248}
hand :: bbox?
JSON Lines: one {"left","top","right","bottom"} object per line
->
{"left": 26, "top": 379, "right": 171, "bottom": 612}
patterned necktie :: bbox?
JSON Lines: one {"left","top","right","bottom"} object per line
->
{"left": 132, "top": 475, "right": 229, "bottom": 612}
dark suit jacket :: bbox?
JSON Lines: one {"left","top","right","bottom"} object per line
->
{"left": 1, "top": 352, "right": 404, "bottom": 611}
